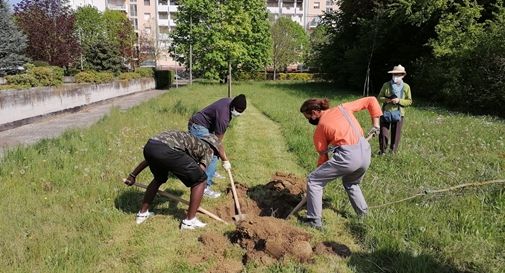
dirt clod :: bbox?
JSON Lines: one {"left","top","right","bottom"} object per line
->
{"left": 313, "top": 241, "right": 352, "bottom": 257}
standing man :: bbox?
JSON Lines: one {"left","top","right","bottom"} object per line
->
{"left": 124, "top": 131, "right": 222, "bottom": 230}
{"left": 188, "top": 94, "right": 247, "bottom": 198}
{"left": 299, "top": 97, "right": 382, "bottom": 229}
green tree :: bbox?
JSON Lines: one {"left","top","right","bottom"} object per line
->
{"left": 103, "top": 10, "right": 135, "bottom": 69}
{"left": 271, "top": 16, "right": 308, "bottom": 80}
{"left": 170, "top": 0, "right": 271, "bottom": 80}
{"left": 75, "top": 5, "right": 106, "bottom": 70}
{"left": 85, "top": 39, "right": 123, "bottom": 72}
{"left": 0, "top": 0, "right": 28, "bottom": 75}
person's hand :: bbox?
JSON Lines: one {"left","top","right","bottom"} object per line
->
{"left": 222, "top": 160, "right": 231, "bottom": 171}
{"left": 391, "top": 98, "right": 400, "bottom": 104}
{"left": 367, "top": 126, "right": 380, "bottom": 138}
{"left": 124, "top": 173, "right": 136, "bottom": 186}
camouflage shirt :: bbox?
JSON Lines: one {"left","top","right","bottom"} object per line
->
{"left": 150, "top": 130, "right": 213, "bottom": 168}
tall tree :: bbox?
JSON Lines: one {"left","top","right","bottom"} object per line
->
{"left": 0, "top": 0, "right": 28, "bottom": 75}
{"left": 170, "top": 0, "right": 271, "bottom": 80}
{"left": 103, "top": 10, "right": 136, "bottom": 69}
{"left": 74, "top": 5, "right": 106, "bottom": 70}
{"left": 270, "top": 16, "right": 308, "bottom": 80}
{"left": 14, "top": 0, "right": 80, "bottom": 68}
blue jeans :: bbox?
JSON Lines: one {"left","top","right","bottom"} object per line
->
{"left": 188, "top": 123, "right": 218, "bottom": 187}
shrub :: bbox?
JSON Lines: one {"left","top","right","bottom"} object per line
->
{"left": 118, "top": 72, "right": 141, "bottom": 81}
{"left": 287, "top": 73, "right": 313, "bottom": 81}
{"left": 236, "top": 71, "right": 266, "bottom": 81}
{"left": 5, "top": 73, "right": 37, "bottom": 87}
{"left": 154, "top": 70, "right": 173, "bottom": 89}
{"left": 5, "top": 65, "right": 63, "bottom": 87}
{"left": 135, "top": 67, "right": 154, "bottom": 78}
{"left": 75, "top": 71, "right": 114, "bottom": 84}
{"left": 32, "top": 60, "right": 50, "bottom": 67}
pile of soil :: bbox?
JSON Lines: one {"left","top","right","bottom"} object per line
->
{"left": 214, "top": 172, "right": 306, "bottom": 221}
{"left": 313, "top": 241, "right": 352, "bottom": 257}
{"left": 231, "top": 215, "right": 313, "bottom": 264}
{"left": 188, "top": 231, "right": 243, "bottom": 273}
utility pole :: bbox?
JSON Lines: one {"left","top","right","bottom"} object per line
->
{"left": 227, "top": 61, "right": 231, "bottom": 98}
{"left": 189, "top": 15, "right": 193, "bottom": 84}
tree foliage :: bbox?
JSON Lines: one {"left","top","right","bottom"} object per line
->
{"left": 270, "top": 16, "right": 308, "bottom": 79}
{"left": 14, "top": 0, "right": 80, "bottom": 68}
{"left": 170, "top": 0, "right": 271, "bottom": 80}
{"left": 0, "top": 0, "right": 28, "bottom": 75}
{"left": 307, "top": 0, "right": 505, "bottom": 116}
{"left": 103, "top": 10, "right": 136, "bottom": 69}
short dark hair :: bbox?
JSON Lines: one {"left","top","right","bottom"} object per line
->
{"left": 231, "top": 94, "right": 247, "bottom": 112}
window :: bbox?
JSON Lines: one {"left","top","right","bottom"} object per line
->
{"left": 313, "top": 2, "right": 320, "bottom": 9}
{"left": 159, "top": 26, "right": 169, "bottom": 33}
{"left": 129, "top": 4, "right": 137, "bottom": 16}
{"left": 170, "top": 12, "right": 177, "bottom": 20}
{"left": 158, "top": 0, "right": 167, "bottom": 4}
{"left": 144, "top": 13, "right": 151, "bottom": 21}
{"left": 144, "top": 0, "right": 150, "bottom": 6}
{"left": 159, "top": 12, "right": 168, "bottom": 20}
{"left": 131, "top": 18, "right": 138, "bottom": 30}
{"left": 169, "top": 0, "right": 178, "bottom": 5}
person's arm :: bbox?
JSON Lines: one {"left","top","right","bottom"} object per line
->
{"left": 124, "top": 160, "right": 149, "bottom": 186}
{"left": 314, "top": 126, "right": 329, "bottom": 166}
{"left": 216, "top": 133, "right": 228, "bottom": 161}
{"left": 377, "top": 83, "right": 390, "bottom": 104}
{"left": 398, "top": 84, "right": 413, "bottom": 107}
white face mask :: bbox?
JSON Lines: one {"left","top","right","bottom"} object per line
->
{"left": 392, "top": 76, "right": 403, "bottom": 84}
{"left": 231, "top": 108, "right": 242, "bottom": 117}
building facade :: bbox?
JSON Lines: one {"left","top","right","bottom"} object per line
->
{"left": 68, "top": 0, "right": 337, "bottom": 69}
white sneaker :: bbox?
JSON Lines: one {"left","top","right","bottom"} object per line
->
{"left": 180, "top": 217, "right": 207, "bottom": 230}
{"left": 203, "top": 186, "right": 221, "bottom": 198}
{"left": 214, "top": 172, "right": 225, "bottom": 179}
{"left": 135, "top": 210, "right": 154, "bottom": 224}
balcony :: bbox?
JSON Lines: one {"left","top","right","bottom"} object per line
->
{"left": 108, "top": 0, "right": 126, "bottom": 11}
{"left": 158, "top": 19, "right": 169, "bottom": 26}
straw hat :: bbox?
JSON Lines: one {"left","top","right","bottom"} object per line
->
{"left": 388, "top": 64, "right": 406, "bottom": 74}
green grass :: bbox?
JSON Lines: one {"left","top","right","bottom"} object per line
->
{"left": 0, "top": 81, "right": 503, "bottom": 273}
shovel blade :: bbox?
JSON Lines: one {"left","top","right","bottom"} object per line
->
{"left": 232, "top": 214, "right": 247, "bottom": 222}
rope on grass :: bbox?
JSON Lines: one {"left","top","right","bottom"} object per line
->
{"left": 369, "top": 179, "right": 505, "bottom": 209}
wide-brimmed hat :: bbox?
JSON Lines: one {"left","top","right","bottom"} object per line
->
{"left": 201, "top": 134, "right": 220, "bottom": 152}
{"left": 388, "top": 65, "right": 407, "bottom": 74}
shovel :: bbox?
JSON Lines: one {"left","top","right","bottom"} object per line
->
{"left": 226, "top": 169, "right": 247, "bottom": 222}
{"left": 132, "top": 182, "right": 228, "bottom": 225}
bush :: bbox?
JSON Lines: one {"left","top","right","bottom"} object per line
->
{"left": 32, "top": 60, "right": 50, "bottom": 67}
{"left": 236, "top": 71, "right": 266, "bottom": 81}
{"left": 5, "top": 65, "right": 63, "bottom": 87}
{"left": 118, "top": 72, "right": 141, "bottom": 81}
{"left": 154, "top": 70, "right": 173, "bottom": 89}
{"left": 287, "top": 73, "right": 313, "bottom": 81}
{"left": 5, "top": 73, "right": 37, "bottom": 87}
{"left": 135, "top": 67, "right": 154, "bottom": 78}
{"left": 75, "top": 71, "right": 114, "bottom": 84}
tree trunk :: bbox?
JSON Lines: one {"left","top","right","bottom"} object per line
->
{"left": 227, "top": 61, "right": 232, "bottom": 98}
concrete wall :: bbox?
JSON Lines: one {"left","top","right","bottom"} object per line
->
{"left": 0, "top": 78, "right": 155, "bottom": 131}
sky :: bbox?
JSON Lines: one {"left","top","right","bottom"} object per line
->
{"left": 6, "top": 0, "right": 22, "bottom": 8}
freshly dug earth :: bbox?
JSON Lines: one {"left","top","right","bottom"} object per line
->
{"left": 313, "top": 241, "right": 352, "bottom": 257}
{"left": 231, "top": 215, "right": 313, "bottom": 263}
{"left": 214, "top": 172, "right": 306, "bottom": 221}
{"left": 188, "top": 231, "right": 243, "bottom": 273}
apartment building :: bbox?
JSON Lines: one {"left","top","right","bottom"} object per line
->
{"left": 68, "top": 0, "right": 337, "bottom": 68}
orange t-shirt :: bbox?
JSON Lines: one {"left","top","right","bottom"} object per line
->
{"left": 313, "top": 97, "right": 382, "bottom": 166}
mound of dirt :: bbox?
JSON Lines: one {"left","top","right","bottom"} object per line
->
{"left": 313, "top": 241, "right": 352, "bottom": 257}
{"left": 231, "top": 215, "right": 313, "bottom": 263}
{"left": 214, "top": 172, "right": 306, "bottom": 221}
{"left": 188, "top": 231, "right": 243, "bottom": 273}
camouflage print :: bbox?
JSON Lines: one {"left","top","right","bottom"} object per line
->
{"left": 150, "top": 130, "right": 213, "bottom": 168}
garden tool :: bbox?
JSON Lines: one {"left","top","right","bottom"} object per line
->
{"left": 226, "top": 169, "right": 247, "bottom": 222}
{"left": 132, "top": 182, "right": 228, "bottom": 225}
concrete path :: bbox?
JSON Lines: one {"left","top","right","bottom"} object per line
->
{"left": 0, "top": 89, "right": 166, "bottom": 157}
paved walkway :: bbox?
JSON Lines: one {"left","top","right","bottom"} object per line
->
{"left": 0, "top": 89, "right": 166, "bottom": 157}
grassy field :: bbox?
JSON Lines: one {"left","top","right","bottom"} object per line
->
{"left": 0, "top": 81, "right": 503, "bottom": 272}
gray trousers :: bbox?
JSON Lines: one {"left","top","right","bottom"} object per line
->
{"left": 307, "top": 137, "right": 371, "bottom": 221}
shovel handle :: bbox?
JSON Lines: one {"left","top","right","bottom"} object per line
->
{"left": 226, "top": 169, "right": 243, "bottom": 216}
{"left": 132, "top": 182, "right": 228, "bottom": 225}
{"left": 286, "top": 195, "right": 307, "bottom": 219}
